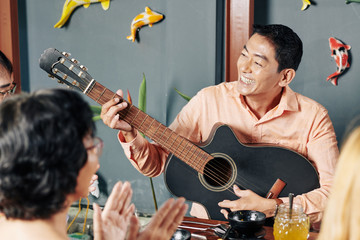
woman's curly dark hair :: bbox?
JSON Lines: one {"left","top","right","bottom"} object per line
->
{"left": 0, "top": 88, "right": 96, "bottom": 219}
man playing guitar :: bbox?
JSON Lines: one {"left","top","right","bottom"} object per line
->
{"left": 100, "top": 24, "right": 338, "bottom": 226}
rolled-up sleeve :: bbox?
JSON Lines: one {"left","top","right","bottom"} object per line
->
{"left": 118, "top": 131, "right": 169, "bottom": 177}
{"left": 116, "top": 91, "right": 203, "bottom": 177}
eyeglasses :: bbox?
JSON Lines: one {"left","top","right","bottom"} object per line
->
{"left": 86, "top": 137, "right": 104, "bottom": 157}
{"left": 0, "top": 82, "right": 16, "bottom": 99}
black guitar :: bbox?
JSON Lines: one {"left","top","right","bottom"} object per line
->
{"left": 39, "top": 48, "right": 320, "bottom": 221}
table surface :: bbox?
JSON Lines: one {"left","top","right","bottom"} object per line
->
{"left": 179, "top": 216, "right": 318, "bottom": 240}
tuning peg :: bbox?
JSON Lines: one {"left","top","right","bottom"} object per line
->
{"left": 72, "top": 80, "right": 80, "bottom": 87}
{"left": 57, "top": 80, "right": 64, "bottom": 84}
{"left": 48, "top": 74, "right": 55, "bottom": 78}
{"left": 62, "top": 52, "right": 71, "bottom": 57}
{"left": 71, "top": 58, "right": 79, "bottom": 64}
{"left": 78, "top": 71, "right": 84, "bottom": 78}
{"left": 80, "top": 65, "right": 88, "bottom": 71}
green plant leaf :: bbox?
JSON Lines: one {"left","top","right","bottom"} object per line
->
{"left": 139, "top": 73, "right": 147, "bottom": 113}
{"left": 92, "top": 115, "right": 102, "bottom": 121}
{"left": 138, "top": 73, "right": 147, "bottom": 138}
{"left": 90, "top": 105, "right": 102, "bottom": 122}
{"left": 138, "top": 73, "right": 158, "bottom": 211}
{"left": 90, "top": 105, "right": 102, "bottom": 115}
{"left": 175, "top": 88, "right": 191, "bottom": 102}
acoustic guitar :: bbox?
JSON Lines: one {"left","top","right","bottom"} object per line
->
{"left": 39, "top": 48, "right": 320, "bottom": 221}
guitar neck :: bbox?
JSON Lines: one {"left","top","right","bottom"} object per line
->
{"left": 87, "top": 82, "right": 212, "bottom": 173}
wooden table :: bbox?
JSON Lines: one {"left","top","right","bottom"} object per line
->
{"left": 179, "top": 217, "right": 318, "bottom": 240}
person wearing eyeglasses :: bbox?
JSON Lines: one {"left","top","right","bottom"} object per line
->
{"left": 0, "top": 50, "right": 16, "bottom": 103}
{"left": 0, "top": 88, "right": 188, "bottom": 240}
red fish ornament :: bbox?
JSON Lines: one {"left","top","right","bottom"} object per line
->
{"left": 327, "top": 37, "right": 351, "bottom": 86}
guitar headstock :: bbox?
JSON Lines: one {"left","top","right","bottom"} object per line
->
{"left": 39, "top": 48, "right": 94, "bottom": 94}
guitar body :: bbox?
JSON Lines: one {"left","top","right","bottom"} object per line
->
{"left": 164, "top": 124, "right": 320, "bottom": 221}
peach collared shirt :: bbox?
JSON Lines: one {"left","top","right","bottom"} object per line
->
{"left": 119, "top": 82, "right": 339, "bottom": 223}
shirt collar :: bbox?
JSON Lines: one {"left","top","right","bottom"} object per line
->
{"left": 236, "top": 85, "right": 300, "bottom": 123}
{"left": 229, "top": 82, "right": 299, "bottom": 113}
{"left": 278, "top": 85, "right": 299, "bottom": 112}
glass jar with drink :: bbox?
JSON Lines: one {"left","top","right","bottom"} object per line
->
{"left": 273, "top": 203, "right": 309, "bottom": 240}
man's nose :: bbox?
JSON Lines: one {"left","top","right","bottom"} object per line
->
{"left": 239, "top": 59, "right": 251, "bottom": 72}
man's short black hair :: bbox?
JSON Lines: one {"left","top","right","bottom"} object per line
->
{"left": 252, "top": 24, "right": 303, "bottom": 72}
{"left": 0, "top": 88, "right": 95, "bottom": 220}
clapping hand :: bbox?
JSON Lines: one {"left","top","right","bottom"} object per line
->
{"left": 127, "top": 198, "right": 188, "bottom": 240}
{"left": 93, "top": 181, "right": 135, "bottom": 240}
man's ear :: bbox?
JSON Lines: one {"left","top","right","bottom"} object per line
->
{"left": 279, "top": 69, "right": 296, "bottom": 87}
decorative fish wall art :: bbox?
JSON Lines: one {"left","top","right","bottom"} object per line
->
{"left": 327, "top": 37, "right": 351, "bottom": 86}
{"left": 346, "top": 0, "right": 360, "bottom": 3}
{"left": 301, "top": 0, "right": 311, "bottom": 10}
{"left": 54, "top": 0, "right": 110, "bottom": 28}
{"left": 127, "top": 6, "right": 164, "bottom": 42}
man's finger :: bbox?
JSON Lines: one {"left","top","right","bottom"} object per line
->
{"left": 233, "top": 185, "right": 244, "bottom": 196}
{"left": 116, "top": 89, "right": 124, "bottom": 97}
{"left": 220, "top": 209, "right": 229, "bottom": 219}
{"left": 218, "top": 199, "right": 237, "bottom": 208}
{"left": 101, "top": 97, "right": 120, "bottom": 115}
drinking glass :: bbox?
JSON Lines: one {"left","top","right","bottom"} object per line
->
{"left": 273, "top": 203, "right": 309, "bottom": 240}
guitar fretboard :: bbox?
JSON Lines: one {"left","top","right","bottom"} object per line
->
{"left": 87, "top": 82, "right": 213, "bottom": 173}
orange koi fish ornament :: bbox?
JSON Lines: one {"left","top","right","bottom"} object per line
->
{"left": 127, "top": 7, "right": 164, "bottom": 42}
{"left": 327, "top": 37, "right": 351, "bottom": 86}
{"left": 54, "top": 0, "right": 110, "bottom": 28}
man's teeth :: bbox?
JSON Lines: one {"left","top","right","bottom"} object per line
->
{"left": 241, "top": 76, "right": 255, "bottom": 84}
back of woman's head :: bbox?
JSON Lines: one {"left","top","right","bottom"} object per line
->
{"left": 0, "top": 88, "right": 95, "bottom": 220}
{"left": 319, "top": 127, "right": 360, "bottom": 239}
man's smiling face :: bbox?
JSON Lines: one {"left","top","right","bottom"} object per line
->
{"left": 236, "top": 33, "right": 285, "bottom": 99}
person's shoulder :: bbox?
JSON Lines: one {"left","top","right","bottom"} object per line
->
{"left": 293, "top": 90, "right": 328, "bottom": 114}
{"left": 197, "top": 82, "right": 237, "bottom": 96}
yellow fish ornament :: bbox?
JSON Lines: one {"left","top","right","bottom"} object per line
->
{"left": 54, "top": 0, "right": 110, "bottom": 28}
{"left": 127, "top": 7, "right": 164, "bottom": 42}
{"left": 301, "top": 0, "right": 311, "bottom": 10}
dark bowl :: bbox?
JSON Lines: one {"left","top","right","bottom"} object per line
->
{"left": 171, "top": 229, "right": 191, "bottom": 240}
{"left": 228, "top": 210, "right": 266, "bottom": 234}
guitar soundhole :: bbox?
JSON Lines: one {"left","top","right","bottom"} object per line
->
{"left": 203, "top": 157, "right": 233, "bottom": 187}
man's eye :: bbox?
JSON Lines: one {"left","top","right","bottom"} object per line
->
{"left": 255, "top": 62, "right": 263, "bottom": 67}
